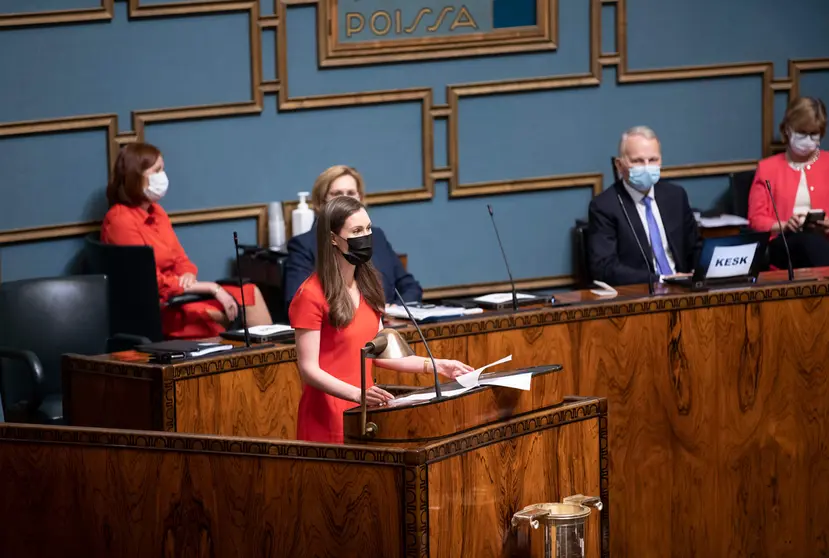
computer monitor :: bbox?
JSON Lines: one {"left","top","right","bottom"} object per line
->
{"left": 664, "top": 232, "right": 770, "bottom": 290}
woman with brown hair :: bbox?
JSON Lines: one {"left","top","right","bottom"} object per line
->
{"left": 289, "top": 196, "right": 472, "bottom": 443}
{"left": 283, "top": 165, "right": 422, "bottom": 309}
{"left": 748, "top": 96, "right": 829, "bottom": 268}
{"left": 101, "top": 142, "right": 272, "bottom": 339}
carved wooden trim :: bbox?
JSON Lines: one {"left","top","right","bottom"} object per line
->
{"left": 0, "top": 423, "right": 410, "bottom": 464}
{"left": 423, "top": 275, "right": 573, "bottom": 300}
{"left": 318, "top": 0, "right": 557, "bottom": 67}
{"left": 163, "top": 379, "right": 176, "bottom": 431}
{"left": 403, "top": 464, "right": 430, "bottom": 558}
{"left": 168, "top": 346, "right": 298, "bottom": 379}
{"left": 0, "top": 0, "right": 114, "bottom": 28}
{"left": 0, "top": 203, "right": 269, "bottom": 246}
{"left": 421, "top": 398, "right": 605, "bottom": 463}
{"left": 598, "top": 411, "right": 610, "bottom": 558}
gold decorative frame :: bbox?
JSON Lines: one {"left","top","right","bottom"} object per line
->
{"left": 0, "top": 0, "right": 827, "bottom": 289}
{"left": 318, "top": 0, "right": 557, "bottom": 67}
{"left": 0, "top": 204, "right": 269, "bottom": 246}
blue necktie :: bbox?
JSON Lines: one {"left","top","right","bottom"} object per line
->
{"left": 642, "top": 196, "right": 672, "bottom": 275}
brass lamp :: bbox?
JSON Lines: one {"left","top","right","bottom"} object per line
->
{"left": 359, "top": 328, "right": 414, "bottom": 437}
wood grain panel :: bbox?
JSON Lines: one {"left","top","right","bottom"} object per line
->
{"left": 174, "top": 361, "right": 302, "bottom": 438}
{"left": 428, "top": 419, "right": 602, "bottom": 558}
{"left": 0, "top": 435, "right": 404, "bottom": 557}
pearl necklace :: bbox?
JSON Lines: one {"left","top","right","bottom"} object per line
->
{"left": 787, "top": 149, "right": 820, "bottom": 171}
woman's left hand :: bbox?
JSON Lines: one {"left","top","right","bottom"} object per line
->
{"left": 433, "top": 359, "right": 474, "bottom": 380}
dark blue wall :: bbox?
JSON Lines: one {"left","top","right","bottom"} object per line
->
{"left": 1, "top": 0, "right": 828, "bottom": 288}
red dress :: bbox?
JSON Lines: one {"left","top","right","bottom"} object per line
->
{"left": 289, "top": 274, "right": 381, "bottom": 444}
{"left": 101, "top": 203, "right": 254, "bottom": 339}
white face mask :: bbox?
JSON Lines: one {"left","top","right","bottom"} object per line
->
{"left": 145, "top": 171, "right": 169, "bottom": 202}
{"left": 789, "top": 130, "right": 820, "bottom": 157}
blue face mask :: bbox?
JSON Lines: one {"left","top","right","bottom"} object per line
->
{"left": 627, "top": 165, "right": 660, "bottom": 193}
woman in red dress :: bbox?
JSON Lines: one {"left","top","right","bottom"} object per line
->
{"left": 101, "top": 142, "right": 272, "bottom": 339}
{"left": 290, "top": 196, "right": 473, "bottom": 443}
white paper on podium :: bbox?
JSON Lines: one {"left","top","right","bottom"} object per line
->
{"left": 456, "top": 354, "right": 513, "bottom": 388}
{"left": 480, "top": 373, "right": 532, "bottom": 391}
{"left": 389, "top": 354, "right": 514, "bottom": 405}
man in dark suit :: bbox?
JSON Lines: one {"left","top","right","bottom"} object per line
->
{"left": 588, "top": 126, "right": 701, "bottom": 286}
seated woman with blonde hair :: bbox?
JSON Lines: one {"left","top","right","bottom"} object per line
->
{"left": 101, "top": 142, "right": 272, "bottom": 339}
{"left": 283, "top": 165, "right": 422, "bottom": 309}
{"left": 748, "top": 96, "right": 829, "bottom": 269}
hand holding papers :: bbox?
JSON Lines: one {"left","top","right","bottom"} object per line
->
{"left": 390, "top": 354, "right": 533, "bottom": 405}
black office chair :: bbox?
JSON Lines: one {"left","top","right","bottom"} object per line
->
{"left": 572, "top": 219, "right": 592, "bottom": 290}
{"left": 728, "top": 170, "right": 756, "bottom": 218}
{"left": 0, "top": 275, "right": 114, "bottom": 424}
{"left": 84, "top": 234, "right": 244, "bottom": 342}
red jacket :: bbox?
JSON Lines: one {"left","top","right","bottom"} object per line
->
{"left": 748, "top": 150, "right": 829, "bottom": 232}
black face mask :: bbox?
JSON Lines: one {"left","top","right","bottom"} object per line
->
{"left": 338, "top": 233, "right": 373, "bottom": 265}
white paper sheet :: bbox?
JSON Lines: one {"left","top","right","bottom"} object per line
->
{"left": 456, "top": 354, "right": 513, "bottom": 388}
{"left": 480, "top": 372, "right": 532, "bottom": 391}
{"left": 384, "top": 304, "right": 483, "bottom": 322}
{"left": 590, "top": 280, "right": 618, "bottom": 297}
{"left": 247, "top": 324, "right": 294, "bottom": 335}
{"left": 389, "top": 386, "right": 474, "bottom": 405}
{"left": 473, "top": 293, "right": 536, "bottom": 304}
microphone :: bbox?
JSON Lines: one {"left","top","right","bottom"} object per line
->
{"left": 486, "top": 204, "right": 518, "bottom": 312}
{"left": 232, "top": 231, "right": 251, "bottom": 347}
{"left": 616, "top": 194, "right": 656, "bottom": 295}
{"left": 764, "top": 180, "right": 795, "bottom": 281}
{"left": 393, "top": 288, "right": 442, "bottom": 399}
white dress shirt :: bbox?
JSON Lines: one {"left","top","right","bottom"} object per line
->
{"left": 793, "top": 170, "right": 812, "bottom": 215}
{"left": 623, "top": 182, "right": 677, "bottom": 275}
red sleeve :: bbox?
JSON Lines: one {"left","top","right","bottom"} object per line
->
{"left": 101, "top": 208, "right": 184, "bottom": 302}
{"left": 288, "top": 279, "right": 325, "bottom": 330}
{"left": 747, "top": 160, "right": 777, "bottom": 232}
{"left": 154, "top": 206, "right": 198, "bottom": 277}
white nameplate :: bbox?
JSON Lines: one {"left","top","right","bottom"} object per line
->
{"left": 706, "top": 243, "right": 757, "bottom": 279}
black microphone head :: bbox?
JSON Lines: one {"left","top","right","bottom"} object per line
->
{"left": 233, "top": 231, "right": 239, "bottom": 244}
{"left": 487, "top": 204, "right": 494, "bottom": 216}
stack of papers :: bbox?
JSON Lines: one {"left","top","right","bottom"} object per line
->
{"left": 384, "top": 304, "right": 483, "bottom": 322}
{"left": 246, "top": 324, "right": 293, "bottom": 335}
{"left": 389, "top": 354, "right": 533, "bottom": 405}
{"left": 473, "top": 293, "right": 536, "bottom": 304}
{"left": 694, "top": 213, "right": 749, "bottom": 228}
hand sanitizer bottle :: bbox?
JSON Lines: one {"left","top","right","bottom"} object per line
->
{"left": 291, "top": 192, "right": 314, "bottom": 237}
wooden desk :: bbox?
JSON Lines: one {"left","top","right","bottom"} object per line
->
{"left": 0, "top": 395, "right": 606, "bottom": 558}
{"left": 64, "top": 268, "right": 829, "bottom": 557}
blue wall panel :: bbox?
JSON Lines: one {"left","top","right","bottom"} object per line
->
{"left": 626, "top": 0, "right": 829, "bottom": 76}
{"left": 1, "top": 0, "right": 828, "bottom": 290}
{"left": 0, "top": 3, "right": 250, "bottom": 127}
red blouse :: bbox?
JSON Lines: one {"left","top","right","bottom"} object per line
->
{"left": 748, "top": 150, "right": 829, "bottom": 233}
{"left": 101, "top": 202, "right": 253, "bottom": 339}
{"left": 289, "top": 274, "right": 381, "bottom": 444}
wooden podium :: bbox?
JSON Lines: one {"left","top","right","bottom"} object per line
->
{"left": 0, "top": 368, "right": 608, "bottom": 558}
{"left": 343, "top": 365, "right": 609, "bottom": 558}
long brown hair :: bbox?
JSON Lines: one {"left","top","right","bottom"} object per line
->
{"left": 316, "top": 196, "right": 384, "bottom": 328}
{"left": 106, "top": 142, "right": 161, "bottom": 207}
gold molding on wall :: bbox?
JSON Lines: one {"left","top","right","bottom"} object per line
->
{"left": 0, "top": 204, "right": 269, "bottom": 247}
{"left": 1, "top": 0, "right": 827, "bottom": 250}
{"left": 317, "top": 0, "right": 557, "bottom": 67}
{"left": 0, "top": 0, "right": 113, "bottom": 28}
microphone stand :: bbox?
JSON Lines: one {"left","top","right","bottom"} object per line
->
{"left": 233, "top": 232, "right": 252, "bottom": 347}
{"left": 487, "top": 204, "right": 518, "bottom": 311}
{"left": 394, "top": 288, "right": 442, "bottom": 399}
{"left": 764, "top": 180, "right": 795, "bottom": 281}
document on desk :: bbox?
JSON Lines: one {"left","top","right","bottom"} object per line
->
{"left": 389, "top": 355, "right": 516, "bottom": 405}
{"left": 384, "top": 304, "right": 483, "bottom": 322}
{"left": 473, "top": 293, "right": 536, "bottom": 304}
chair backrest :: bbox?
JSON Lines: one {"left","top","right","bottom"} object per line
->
{"left": 729, "top": 170, "right": 756, "bottom": 218}
{"left": 0, "top": 275, "right": 111, "bottom": 402}
{"left": 572, "top": 219, "right": 592, "bottom": 290}
{"left": 84, "top": 234, "right": 165, "bottom": 341}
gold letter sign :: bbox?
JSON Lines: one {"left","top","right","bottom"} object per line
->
{"left": 321, "top": 0, "right": 556, "bottom": 66}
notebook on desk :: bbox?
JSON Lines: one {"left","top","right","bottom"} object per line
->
{"left": 135, "top": 340, "right": 234, "bottom": 357}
